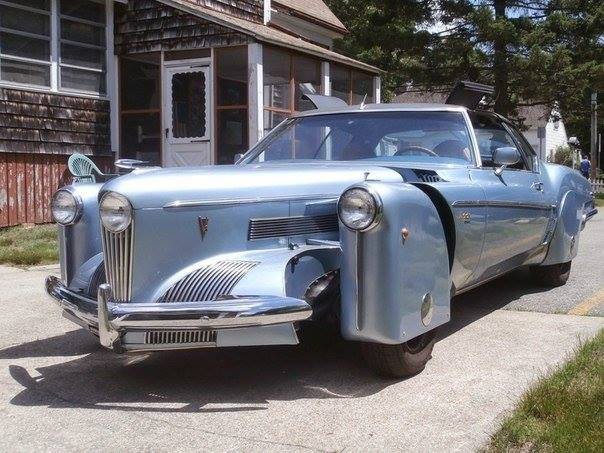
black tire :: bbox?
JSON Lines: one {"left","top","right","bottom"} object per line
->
{"left": 361, "top": 329, "right": 438, "bottom": 378}
{"left": 530, "top": 261, "right": 572, "bottom": 287}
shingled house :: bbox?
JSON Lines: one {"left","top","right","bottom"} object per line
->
{"left": 0, "top": 0, "right": 380, "bottom": 227}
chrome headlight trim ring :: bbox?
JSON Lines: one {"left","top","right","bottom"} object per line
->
{"left": 51, "top": 188, "right": 83, "bottom": 226}
{"left": 99, "top": 192, "right": 133, "bottom": 233}
{"left": 337, "top": 185, "right": 383, "bottom": 232}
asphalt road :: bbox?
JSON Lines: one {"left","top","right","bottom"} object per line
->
{"left": 0, "top": 216, "right": 603, "bottom": 452}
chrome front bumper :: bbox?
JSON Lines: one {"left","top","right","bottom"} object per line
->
{"left": 45, "top": 276, "right": 312, "bottom": 352}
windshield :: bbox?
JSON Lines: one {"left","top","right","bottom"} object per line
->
{"left": 244, "top": 111, "right": 474, "bottom": 164}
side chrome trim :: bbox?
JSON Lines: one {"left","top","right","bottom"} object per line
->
{"left": 452, "top": 200, "right": 556, "bottom": 210}
{"left": 163, "top": 194, "right": 339, "bottom": 209}
{"left": 355, "top": 231, "right": 364, "bottom": 330}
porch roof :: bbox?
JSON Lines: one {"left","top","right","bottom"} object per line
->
{"left": 161, "top": 0, "right": 379, "bottom": 74}
{"left": 273, "top": 0, "right": 348, "bottom": 34}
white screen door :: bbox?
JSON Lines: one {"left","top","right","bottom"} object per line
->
{"left": 163, "top": 64, "right": 211, "bottom": 166}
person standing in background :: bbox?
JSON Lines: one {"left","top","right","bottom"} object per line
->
{"left": 580, "top": 154, "right": 591, "bottom": 179}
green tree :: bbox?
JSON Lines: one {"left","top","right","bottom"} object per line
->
{"left": 327, "top": 0, "right": 603, "bottom": 145}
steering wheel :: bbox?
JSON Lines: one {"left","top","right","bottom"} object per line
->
{"left": 394, "top": 146, "right": 439, "bottom": 157}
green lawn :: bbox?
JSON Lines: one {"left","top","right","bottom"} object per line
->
{"left": 595, "top": 198, "right": 604, "bottom": 208}
{"left": 487, "top": 329, "right": 604, "bottom": 452}
{"left": 0, "top": 224, "right": 58, "bottom": 266}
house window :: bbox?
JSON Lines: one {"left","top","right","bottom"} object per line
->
{"left": 330, "top": 64, "right": 374, "bottom": 105}
{"left": 59, "top": 0, "right": 107, "bottom": 94}
{"left": 215, "top": 46, "right": 248, "bottom": 165}
{"left": 0, "top": 0, "right": 107, "bottom": 94}
{"left": 263, "top": 47, "right": 321, "bottom": 131}
{"left": 0, "top": 0, "right": 51, "bottom": 86}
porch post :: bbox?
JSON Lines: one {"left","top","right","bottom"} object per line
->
{"left": 248, "top": 42, "right": 264, "bottom": 146}
{"left": 374, "top": 76, "right": 381, "bottom": 104}
{"left": 106, "top": 0, "right": 120, "bottom": 155}
{"left": 321, "top": 62, "right": 330, "bottom": 96}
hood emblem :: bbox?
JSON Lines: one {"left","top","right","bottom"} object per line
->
{"left": 198, "top": 217, "right": 209, "bottom": 240}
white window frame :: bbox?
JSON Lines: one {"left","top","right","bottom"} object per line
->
{"left": 0, "top": 0, "right": 113, "bottom": 99}
{"left": 0, "top": 0, "right": 53, "bottom": 89}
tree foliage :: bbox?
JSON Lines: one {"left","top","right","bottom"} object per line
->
{"left": 326, "top": 0, "right": 603, "bottom": 146}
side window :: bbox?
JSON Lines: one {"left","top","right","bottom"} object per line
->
{"left": 470, "top": 113, "right": 528, "bottom": 170}
{"left": 504, "top": 123, "right": 537, "bottom": 172}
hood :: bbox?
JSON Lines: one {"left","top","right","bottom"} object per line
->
{"left": 100, "top": 162, "right": 405, "bottom": 209}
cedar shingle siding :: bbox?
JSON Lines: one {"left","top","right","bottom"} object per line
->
{"left": 184, "top": 0, "right": 263, "bottom": 22}
{"left": 0, "top": 88, "right": 111, "bottom": 156}
{"left": 115, "top": 0, "right": 252, "bottom": 55}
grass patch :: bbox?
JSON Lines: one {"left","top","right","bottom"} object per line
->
{"left": 0, "top": 224, "right": 58, "bottom": 266}
{"left": 595, "top": 198, "right": 604, "bottom": 208}
{"left": 487, "top": 329, "right": 604, "bottom": 452}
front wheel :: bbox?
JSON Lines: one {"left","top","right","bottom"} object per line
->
{"left": 530, "top": 261, "right": 572, "bottom": 287}
{"left": 361, "top": 329, "right": 438, "bottom": 378}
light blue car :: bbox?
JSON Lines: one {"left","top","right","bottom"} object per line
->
{"left": 46, "top": 102, "right": 597, "bottom": 377}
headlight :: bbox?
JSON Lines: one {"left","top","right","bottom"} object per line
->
{"left": 51, "top": 189, "right": 82, "bottom": 225}
{"left": 338, "top": 187, "right": 381, "bottom": 231}
{"left": 100, "top": 192, "right": 132, "bottom": 233}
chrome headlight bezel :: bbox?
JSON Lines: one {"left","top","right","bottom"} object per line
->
{"left": 51, "top": 188, "right": 83, "bottom": 225}
{"left": 337, "top": 186, "right": 383, "bottom": 232}
{"left": 99, "top": 192, "right": 132, "bottom": 233}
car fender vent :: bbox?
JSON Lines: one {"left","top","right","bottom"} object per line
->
{"left": 413, "top": 169, "right": 444, "bottom": 183}
{"left": 249, "top": 214, "right": 339, "bottom": 240}
{"left": 159, "top": 260, "right": 258, "bottom": 303}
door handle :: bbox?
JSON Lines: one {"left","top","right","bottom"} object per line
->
{"left": 532, "top": 182, "right": 544, "bottom": 191}
{"left": 165, "top": 128, "right": 169, "bottom": 138}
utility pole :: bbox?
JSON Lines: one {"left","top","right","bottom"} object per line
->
{"left": 591, "top": 91, "right": 598, "bottom": 179}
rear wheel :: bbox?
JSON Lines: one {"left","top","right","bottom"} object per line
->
{"left": 361, "top": 329, "right": 438, "bottom": 378}
{"left": 530, "top": 261, "right": 572, "bottom": 287}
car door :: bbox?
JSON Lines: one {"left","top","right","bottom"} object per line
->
{"left": 468, "top": 112, "right": 553, "bottom": 280}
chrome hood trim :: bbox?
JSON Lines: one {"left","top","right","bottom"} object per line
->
{"left": 100, "top": 163, "right": 404, "bottom": 210}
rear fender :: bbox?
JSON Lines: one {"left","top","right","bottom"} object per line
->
{"left": 340, "top": 182, "right": 451, "bottom": 344}
{"left": 541, "top": 190, "right": 584, "bottom": 265}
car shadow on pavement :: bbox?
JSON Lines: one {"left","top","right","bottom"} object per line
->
{"left": 1, "top": 267, "right": 556, "bottom": 414}
{"left": 440, "top": 267, "right": 558, "bottom": 340}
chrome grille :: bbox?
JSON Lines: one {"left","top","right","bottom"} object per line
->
{"left": 248, "top": 214, "right": 338, "bottom": 240}
{"left": 144, "top": 330, "right": 217, "bottom": 345}
{"left": 101, "top": 222, "right": 134, "bottom": 303}
{"left": 159, "top": 260, "right": 258, "bottom": 303}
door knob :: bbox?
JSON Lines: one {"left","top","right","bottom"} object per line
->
{"left": 532, "top": 182, "right": 544, "bottom": 191}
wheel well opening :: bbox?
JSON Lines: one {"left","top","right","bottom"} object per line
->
{"left": 410, "top": 183, "right": 456, "bottom": 272}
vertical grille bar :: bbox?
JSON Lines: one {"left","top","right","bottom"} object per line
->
{"left": 101, "top": 220, "right": 134, "bottom": 303}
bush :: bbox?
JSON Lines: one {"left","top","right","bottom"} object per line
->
{"left": 553, "top": 145, "right": 574, "bottom": 167}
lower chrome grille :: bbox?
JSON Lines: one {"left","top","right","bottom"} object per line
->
{"left": 144, "top": 330, "right": 217, "bottom": 345}
{"left": 248, "top": 214, "right": 339, "bottom": 240}
{"left": 159, "top": 260, "right": 258, "bottom": 303}
{"left": 101, "top": 222, "right": 134, "bottom": 303}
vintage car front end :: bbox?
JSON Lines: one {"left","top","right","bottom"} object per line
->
{"left": 46, "top": 164, "right": 400, "bottom": 353}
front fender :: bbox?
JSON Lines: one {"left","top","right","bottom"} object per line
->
{"left": 148, "top": 245, "right": 341, "bottom": 303}
{"left": 339, "top": 182, "right": 451, "bottom": 344}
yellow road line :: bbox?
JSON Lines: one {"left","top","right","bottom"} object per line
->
{"left": 568, "top": 288, "right": 604, "bottom": 316}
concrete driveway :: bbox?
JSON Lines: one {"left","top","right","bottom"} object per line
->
{"left": 0, "top": 217, "right": 603, "bottom": 452}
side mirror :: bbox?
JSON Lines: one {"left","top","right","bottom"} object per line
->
{"left": 492, "top": 147, "right": 521, "bottom": 175}
{"left": 233, "top": 153, "right": 244, "bottom": 164}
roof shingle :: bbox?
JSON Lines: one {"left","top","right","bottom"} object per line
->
{"left": 273, "top": 0, "right": 347, "bottom": 33}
